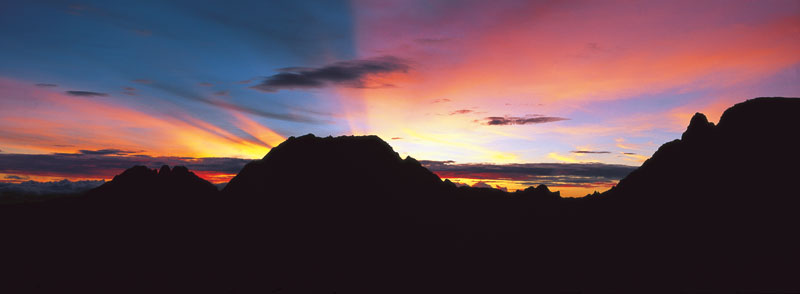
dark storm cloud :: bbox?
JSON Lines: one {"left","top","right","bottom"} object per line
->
{"left": 0, "top": 153, "right": 252, "bottom": 179}
{"left": 251, "top": 56, "right": 410, "bottom": 92}
{"left": 483, "top": 115, "right": 569, "bottom": 125}
{"left": 65, "top": 91, "right": 109, "bottom": 97}
{"left": 420, "top": 161, "right": 636, "bottom": 184}
{"left": 35, "top": 83, "right": 58, "bottom": 87}
{"left": 570, "top": 150, "right": 611, "bottom": 154}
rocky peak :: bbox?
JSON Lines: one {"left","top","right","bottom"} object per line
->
{"left": 681, "top": 112, "right": 715, "bottom": 142}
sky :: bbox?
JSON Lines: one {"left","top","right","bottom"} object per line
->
{"left": 1, "top": 0, "right": 799, "bottom": 196}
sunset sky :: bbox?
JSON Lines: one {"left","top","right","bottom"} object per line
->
{"left": 1, "top": 0, "right": 799, "bottom": 196}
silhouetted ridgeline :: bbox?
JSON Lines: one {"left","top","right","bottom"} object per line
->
{"left": 1, "top": 97, "right": 798, "bottom": 293}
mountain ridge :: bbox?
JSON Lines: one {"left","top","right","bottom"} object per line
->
{"left": 2, "top": 96, "right": 798, "bottom": 293}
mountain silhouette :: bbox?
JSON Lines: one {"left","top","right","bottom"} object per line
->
{"left": 87, "top": 165, "right": 218, "bottom": 201}
{"left": 1, "top": 97, "right": 798, "bottom": 293}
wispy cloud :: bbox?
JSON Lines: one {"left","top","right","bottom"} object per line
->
{"left": 250, "top": 56, "right": 410, "bottom": 92}
{"left": 482, "top": 115, "right": 569, "bottom": 125}
{"left": 450, "top": 109, "right": 474, "bottom": 115}
{"left": 570, "top": 150, "right": 611, "bottom": 154}
{"left": 77, "top": 149, "right": 140, "bottom": 155}
{"left": 35, "top": 83, "right": 58, "bottom": 87}
{"left": 65, "top": 91, "right": 109, "bottom": 97}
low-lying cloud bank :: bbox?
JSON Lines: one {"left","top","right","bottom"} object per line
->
{"left": 0, "top": 179, "right": 105, "bottom": 197}
{"left": 0, "top": 152, "right": 252, "bottom": 180}
{"left": 420, "top": 160, "right": 637, "bottom": 189}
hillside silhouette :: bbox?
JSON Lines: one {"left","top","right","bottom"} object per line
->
{"left": 1, "top": 97, "right": 798, "bottom": 292}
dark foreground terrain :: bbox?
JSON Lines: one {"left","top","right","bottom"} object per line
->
{"left": 2, "top": 97, "right": 799, "bottom": 293}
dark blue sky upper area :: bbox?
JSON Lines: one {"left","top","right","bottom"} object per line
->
{"left": 1, "top": 0, "right": 357, "bottom": 134}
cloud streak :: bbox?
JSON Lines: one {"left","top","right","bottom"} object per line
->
{"left": 420, "top": 160, "right": 636, "bottom": 184}
{"left": 77, "top": 149, "right": 140, "bottom": 155}
{"left": 450, "top": 109, "right": 474, "bottom": 115}
{"left": 251, "top": 56, "right": 409, "bottom": 92}
{"left": 571, "top": 150, "right": 611, "bottom": 154}
{"left": 482, "top": 115, "right": 569, "bottom": 125}
{"left": 65, "top": 91, "right": 109, "bottom": 97}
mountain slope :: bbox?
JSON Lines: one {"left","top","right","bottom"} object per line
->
{"left": 606, "top": 97, "right": 800, "bottom": 204}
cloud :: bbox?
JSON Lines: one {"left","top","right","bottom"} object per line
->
{"left": 483, "top": 115, "right": 569, "bottom": 125}
{"left": 450, "top": 109, "right": 474, "bottom": 115}
{"left": 65, "top": 91, "right": 109, "bottom": 97}
{"left": 432, "top": 98, "right": 451, "bottom": 103}
{"left": 419, "top": 160, "right": 636, "bottom": 187}
{"left": 391, "top": 137, "right": 402, "bottom": 140}
{"left": 570, "top": 150, "right": 611, "bottom": 154}
{"left": 214, "top": 90, "right": 230, "bottom": 97}
{"left": 77, "top": 149, "right": 140, "bottom": 155}
{"left": 199, "top": 82, "right": 213, "bottom": 87}
{"left": 622, "top": 152, "right": 637, "bottom": 155}
{"left": 4, "top": 175, "right": 29, "bottom": 180}
{"left": 35, "top": 83, "right": 58, "bottom": 87}
{"left": 121, "top": 86, "right": 138, "bottom": 96}
{"left": 250, "top": 56, "right": 410, "bottom": 92}
{"left": 0, "top": 179, "right": 105, "bottom": 196}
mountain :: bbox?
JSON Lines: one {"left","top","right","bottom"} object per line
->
{"left": 1, "top": 97, "right": 798, "bottom": 293}
{"left": 87, "top": 165, "right": 218, "bottom": 201}
{"left": 607, "top": 97, "right": 800, "bottom": 204}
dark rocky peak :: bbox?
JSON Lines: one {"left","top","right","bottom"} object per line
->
{"left": 223, "top": 134, "right": 445, "bottom": 197}
{"left": 158, "top": 165, "right": 171, "bottom": 176}
{"left": 681, "top": 112, "right": 715, "bottom": 142}
{"left": 116, "top": 165, "right": 157, "bottom": 180}
{"left": 89, "top": 165, "right": 218, "bottom": 199}
{"left": 515, "top": 184, "right": 561, "bottom": 200}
